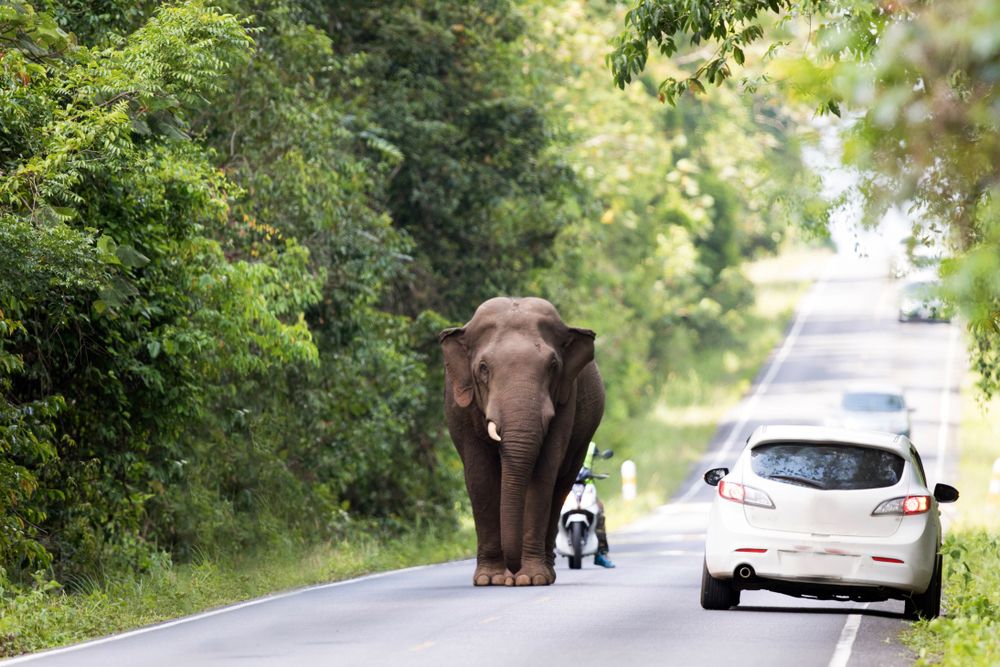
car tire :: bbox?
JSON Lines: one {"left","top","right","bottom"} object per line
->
{"left": 701, "top": 560, "right": 736, "bottom": 610}
{"left": 568, "top": 522, "right": 583, "bottom": 570}
{"left": 905, "top": 553, "right": 942, "bottom": 620}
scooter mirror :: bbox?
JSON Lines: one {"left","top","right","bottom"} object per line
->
{"left": 602, "top": 449, "right": 614, "bottom": 459}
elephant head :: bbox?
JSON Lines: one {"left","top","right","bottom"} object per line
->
{"left": 439, "top": 297, "right": 595, "bottom": 573}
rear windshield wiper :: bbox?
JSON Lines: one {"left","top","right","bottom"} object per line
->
{"left": 767, "top": 474, "right": 828, "bottom": 490}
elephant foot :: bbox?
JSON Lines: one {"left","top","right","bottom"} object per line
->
{"left": 473, "top": 561, "right": 508, "bottom": 586}
{"left": 513, "top": 561, "right": 554, "bottom": 586}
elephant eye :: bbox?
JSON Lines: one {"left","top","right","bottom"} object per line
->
{"left": 549, "top": 359, "right": 559, "bottom": 376}
{"left": 479, "top": 362, "right": 489, "bottom": 384}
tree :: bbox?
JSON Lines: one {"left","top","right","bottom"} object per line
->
{"left": 606, "top": 0, "right": 1000, "bottom": 398}
{"left": 1, "top": 0, "right": 318, "bottom": 574}
{"left": 324, "top": 0, "right": 576, "bottom": 322}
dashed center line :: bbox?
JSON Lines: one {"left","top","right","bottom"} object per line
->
{"left": 534, "top": 597, "right": 551, "bottom": 603}
{"left": 479, "top": 617, "right": 500, "bottom": 624}
{"left": 411, "top": 642, "right": 436, "bottom": 652}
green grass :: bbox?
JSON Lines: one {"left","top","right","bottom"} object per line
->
{"left": 899, "top": 373, "right": 1000, "bottom": 666}
{"left": 0, "top": 528, "right": 475, "bottom": 658}
{"left": 597, "top": 245, "right": 834, "bottom": 529}
{"left": 950, "top": 375, "right": 1000, "bottom": 535}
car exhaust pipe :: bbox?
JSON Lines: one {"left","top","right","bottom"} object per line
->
{"left": 738, "top": 565, "right": 754, "bottom": 579}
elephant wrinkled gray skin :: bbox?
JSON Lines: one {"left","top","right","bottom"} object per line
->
{"left": 439, "top": 297, "right": 605, "bottom": 586}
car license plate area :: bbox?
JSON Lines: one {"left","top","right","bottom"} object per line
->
{"left": 777, "top": 550, "right": 860, "bottom": 578}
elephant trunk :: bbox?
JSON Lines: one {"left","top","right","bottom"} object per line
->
{"left": 497, "top": 423, "right": 543, "bottom": 575}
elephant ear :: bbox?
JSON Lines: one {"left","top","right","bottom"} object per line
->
{"left": 559, "top": 326, "right": 596, "bottom": 404}
{"left": 439, "top": 327, "right": 475, "bottom": 408}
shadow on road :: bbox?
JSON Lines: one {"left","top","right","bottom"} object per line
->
{"left": 733, "top": 605, "right": 905, "bottom": 620}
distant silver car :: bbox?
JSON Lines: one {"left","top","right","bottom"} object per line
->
{"left": 701, "top": 426, "right": 959, "bottom": 619}
{"left": 837, "top": 384, "right": 912, "bottom": 438}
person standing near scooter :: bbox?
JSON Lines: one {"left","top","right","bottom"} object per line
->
{"left": 582, "top": 442, "right": 615, "bottom": 568}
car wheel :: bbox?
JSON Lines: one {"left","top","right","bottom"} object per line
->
{"left": 905, "top": 554, "right": 942, "bottom": 620}
{"left": 701, "top": 560, "right": 736, "bottom": 610}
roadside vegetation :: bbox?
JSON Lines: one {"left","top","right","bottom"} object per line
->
{"left": 0, "top": 0, "right": 826, "bottom": 654}
{"left": 901, "top": 378, "right": 1000, "bottom": 667}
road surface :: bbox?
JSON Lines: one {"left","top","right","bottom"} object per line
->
{"left": 6, "top": 253, "right": 962, "bottom": 667}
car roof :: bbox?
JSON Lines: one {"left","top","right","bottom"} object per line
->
{"left": 746, "top": 425, "right": 912, "bottom": 456}
{"left": 842, "top": 382, "right": 905, "bottom": 397}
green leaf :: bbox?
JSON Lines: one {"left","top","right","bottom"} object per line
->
{"left": 115, "top": 245, "right": 150, "bottom": 268}
{"left": 98, "top": 287, "right": 124, "bottom": 308}
{"left": 147, "top": 341, "right": 161, "bottom": 359}
{"left": 110, "top": 276, "right": 139, "bottom": 298}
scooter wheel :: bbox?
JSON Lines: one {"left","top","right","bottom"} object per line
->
{"left": 569, "top": 522, "right": 583, "bottom": 569}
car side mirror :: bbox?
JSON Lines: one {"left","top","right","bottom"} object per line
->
{"left": 602, "top": 449, "right": 614, "bottom": 459}
{"left": 703, "top": 468, "right": 729, "bottom": 487}
{"left": 933, "top": 483, "right": 959, "bottom": 503}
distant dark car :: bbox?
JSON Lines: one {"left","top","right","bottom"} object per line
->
{"left": 899, "top": 281, "right": 948, "bottom": 322}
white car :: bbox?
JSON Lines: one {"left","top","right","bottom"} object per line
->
{"left": 836, "top": 384, "right": 912, "bottom": 438}
{"left": 700, "top": 425, "right": 959, "bottom": 618}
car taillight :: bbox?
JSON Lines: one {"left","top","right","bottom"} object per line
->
{"left": 719, "top": 480, "right": 774, "bottom": 509}
{"left": 871, "top": 495, "right": 931, "bottom": 516}
{"left": 904, "top": 496, "right": 929, "bottom": 514}
{"left": 719, "top": 480, "right": 744, "bottom": 502}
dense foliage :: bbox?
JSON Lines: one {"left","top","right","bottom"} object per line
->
{"left": 607, "top": 0, "right": 1000, "bottom": 399}
{"left": 0, "top": 0, "right": 822, "bottom": 584}
{"left": 907, "top": 532, "right": 1000, "bottom": 667}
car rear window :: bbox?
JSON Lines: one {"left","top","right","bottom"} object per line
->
{"left": 750, "top": 443, "right": 905, "bottom": 490}
{"left": 842, "top": 392, "right": 904, "bottom": 412}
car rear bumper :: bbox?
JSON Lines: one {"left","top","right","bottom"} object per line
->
{"left": 705, "top": 500, "right": 939, "bottom": 594}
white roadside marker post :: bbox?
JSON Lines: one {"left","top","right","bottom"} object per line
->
{"left": 987, "top": 457, "right": 1000, "bottom": 508}
{"left": 621, "top": 460, "right": 636, "bottom": 503}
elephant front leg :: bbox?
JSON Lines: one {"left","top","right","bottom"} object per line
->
{"left": 463, "top": 442, "right": 507, "bottom": 586}
{"left": 510, "top": 461, "right": 561, "bottom": 586}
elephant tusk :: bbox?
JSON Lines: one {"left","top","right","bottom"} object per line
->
{"left": 487, "top": 421, "right": 501, "bottom": 441}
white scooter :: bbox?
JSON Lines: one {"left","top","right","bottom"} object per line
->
{"left": 555, "top": 448, "right": 613, "bottom": 569}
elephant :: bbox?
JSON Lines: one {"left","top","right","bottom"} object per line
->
{"left": 439, "top": 297, "right": 605, "bottom": 586}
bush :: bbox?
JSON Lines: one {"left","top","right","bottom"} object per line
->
{"left": 907, "top": 532, "right": 1000, "bottom": 666}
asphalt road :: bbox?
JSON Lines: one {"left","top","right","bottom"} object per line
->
{"left": 6, "top": 252, "right": 962, "bottom": 667}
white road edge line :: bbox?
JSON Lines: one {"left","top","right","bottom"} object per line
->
{"left": 828, "top": 604, "right": 869, "bottom": 667}
{"left": 674, "top": 254, "right": 840, "bottom": 504}
{"left": 933, "top": 324, "right": 959, "bottom": 484}
{"left": 0, "top": 561, "right": 460, "bottom": 664}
